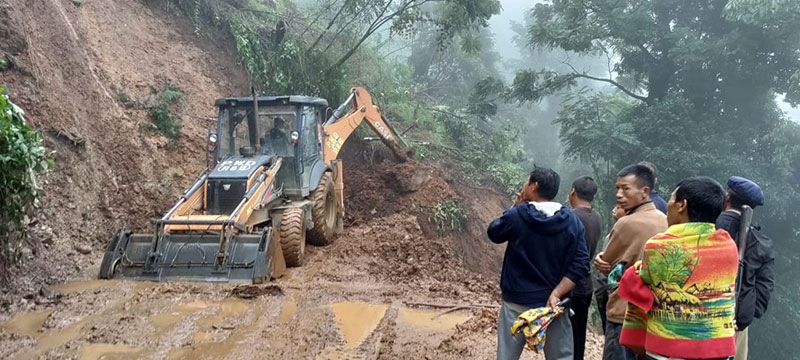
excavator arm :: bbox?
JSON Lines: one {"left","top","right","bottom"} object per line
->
{"left": 322, "top": 86, "right": 411, "bottom": 164}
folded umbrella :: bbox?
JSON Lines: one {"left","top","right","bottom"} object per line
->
{"left": 510, "top": 299, "right": 569, "bottom": 353}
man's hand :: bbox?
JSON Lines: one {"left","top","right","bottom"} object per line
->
{"left": 513, "top": 192, "right": 523, "bottom": 206}
{"left": 595, "top": 253, "right": 611, "bottom": 275}
{"left": 547, "top": 292, "right": 561, "bottom": 310}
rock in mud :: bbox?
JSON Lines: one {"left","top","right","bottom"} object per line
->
{"left": 73, "top": 244, "right": 92, "bottom": 255}
{"left": 229, "top": 284, "right": 283, "bottom": 299}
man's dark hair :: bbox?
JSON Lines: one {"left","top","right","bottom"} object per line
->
{"left": 728, "top": 191, "right": 756, "bottom": 210}
{"left": 529, "top": 167, "right": 560, "bottom": 201}
{"left": 617, "top": 164, "right": 656, "bottom": 190}
{"left": 674, "top": 176, "right": 725, "bottom": 223}
{"left": 572, "top": 176, "right": 597, "bottom": 202}
{"left": 638, "top": 161, "right": 658, "bottom": 181}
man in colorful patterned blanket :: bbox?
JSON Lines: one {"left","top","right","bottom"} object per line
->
{"left": 618, "top": 176, "right": 739, "bottom": 360}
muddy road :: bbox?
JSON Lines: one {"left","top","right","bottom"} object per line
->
{"left": 0, "top": 212, "right": 602, "bottom": 359}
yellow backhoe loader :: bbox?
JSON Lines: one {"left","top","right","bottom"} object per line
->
{"left": 99, "top": 87, "right": 410, "bottom": 283}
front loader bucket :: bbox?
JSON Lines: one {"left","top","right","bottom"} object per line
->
{"left": 98, "top": 229, "right": 285, "bottom": 283}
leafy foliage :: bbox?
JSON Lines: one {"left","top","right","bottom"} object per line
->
{"left": 485, "top": 1, "right": 800, "bottom": 356}
{"left": 429, "top": 200, "right": 468, "bottom": 235}
{"left": 111, "top": 84, "right": 142, "bottom": 109}
{"left": 145, "top": 80, "right": 184, "bottom": 141}
{"left": 0, "top": 89, "right": 53, "bottom": 266}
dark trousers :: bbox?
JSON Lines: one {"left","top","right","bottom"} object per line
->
{"left": 595, "top": 286, "right": 609, "bottom": 334}
{"left": 569, "top": 294, "right": 592, "bottom": 360}
{"left": 603, "top": 322, "right": 638, "bottom": 360}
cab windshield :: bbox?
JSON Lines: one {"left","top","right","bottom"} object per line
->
{"left": 217, "top": 104, "right": 298, "bottom": 159}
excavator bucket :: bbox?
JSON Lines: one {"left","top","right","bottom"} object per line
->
{"left": 98, "top": 228, "right": 285, "bottom": 283}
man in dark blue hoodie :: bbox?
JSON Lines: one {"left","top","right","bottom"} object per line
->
{"left": 488, "top": 167, "right": 591, "bottom": 360}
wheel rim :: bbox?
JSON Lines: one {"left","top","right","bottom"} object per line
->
{"left": 325, "top": 187, "right": 336, "bottom": 228}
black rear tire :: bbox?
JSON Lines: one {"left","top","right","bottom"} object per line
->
{"left": 280, "top": 208, "right": 306, "bottom": 267}
{"left": 308, "top": 174, "right": 337, "bottom": 246}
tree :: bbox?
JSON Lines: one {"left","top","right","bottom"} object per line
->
{"left": 0, "top": 89, "right": 52, "bottom": 267}
{"left": 302, "top": 0, "right": 501, "bottom": 72}
{"left": 482, "top": 1, "right": 800, "bottom": 357}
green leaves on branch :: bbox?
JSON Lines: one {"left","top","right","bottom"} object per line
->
{"left": 0, "top": 89, "right": 53, "bottom": 265}
{"left": 429, "top": 200, "right": 468, "bottom": 236}
{"left": 145, "top": 80, "right": 183, "bottom": 141}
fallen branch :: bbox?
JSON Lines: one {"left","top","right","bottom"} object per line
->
{"left": 403, "top": 301, "right": 498, "bottom": 309}
{"left": 432, "top": 305, "right": 472, "bottom": 319}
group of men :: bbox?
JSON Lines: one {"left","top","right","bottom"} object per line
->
{"left": 488, "top": 163, "right": 775, "bottom": 360}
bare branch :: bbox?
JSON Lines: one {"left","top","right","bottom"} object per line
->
{"left": 307, "top": 0, "right": 351, "bottom": 53}
{"left": 563, "top": 62, "right": 649, "bottom": 103}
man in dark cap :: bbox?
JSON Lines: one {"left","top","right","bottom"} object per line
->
{"left": 716, "top": 176, "right": 775, "bottom": 360}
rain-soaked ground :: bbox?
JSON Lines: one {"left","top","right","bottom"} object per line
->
{"left": 0, "top": 214, "right": 604, "bottom": 359}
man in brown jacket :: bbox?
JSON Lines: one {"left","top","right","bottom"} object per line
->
{"left": 595, "top": 164, "right": 668, "bottom": 360}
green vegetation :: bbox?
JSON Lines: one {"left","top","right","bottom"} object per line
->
{"left": 114, "top": 80, "right": 184, "bottom": 141}
{"left": 147, "top": 80, "right": 184, "bottom": 141}
{"left": 111, "top": 84, "right": 141, "bottom": 109}
{"left": 429, "top": 200, "right": 468, "bottom": 235}
{"left": 0, "top": 88, "right": 53, "bottom": 266}
{"left": 473, "top": 1, "right": 800, "bottom": 356}
{"left": 413, "top": 199, "right": 468, "bottom": 236}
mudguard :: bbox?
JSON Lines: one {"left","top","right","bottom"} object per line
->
{"left": 309, "top": 159, "right": 333, "bottom": 190}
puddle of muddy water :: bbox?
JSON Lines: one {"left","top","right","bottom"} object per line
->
{"left": 14, "top": 307, "right": 107, "bottom": 359}
{"left": 0, "top": 309, "right": 53, "bottom": 338}
{"left": 149, "top": 313, "right": 183, "bottom": 333}
{"left": 1, "top": 308, "right": 109, "bottom": 359}
{"left": 278, "top": 300, "right": 298, "bottom": 323}
{"left": 396, "top": 308, "right": 471, "bottom": 332}
{"left": 80, "top": 343, "right": 142, "bottom": 360}
{"left": 174, "top": 300, "right": 212, "bottom": 314}
{"left": 327, "top": 302, "right": 388, "bottom": 349}
{"left": 195, "top": 298, "right": 250, "bottom": 329}
{"left": 166, "top": 309, "right": 264, "bottom": 360}
{"left": 217, "top": 298, "right": 249, "bottom": 318}
{"left": 51, "top": 280, "right": 115, "bottom": 295}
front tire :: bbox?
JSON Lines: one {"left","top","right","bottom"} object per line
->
{"left": 280, "top": 208, "right": 306, "bottom": 267}
{"left": 308, "top": 174, "right": 337, "bottom": 246}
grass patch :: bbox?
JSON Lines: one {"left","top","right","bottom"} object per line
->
{"left": 114, "top": 80, "right": 184, "bottom": 141}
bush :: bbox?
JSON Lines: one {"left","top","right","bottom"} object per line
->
{"left": 429, "top": 200, "right": 468, "bottom": 236}
{"left": 0, "top": 89, "right": 53, "bottom": 265}
{"left": 148, "top": 80, "right": 183, "bottom": 140}
{"left": 488, "top": 162, "right": 526, "bottom": 197}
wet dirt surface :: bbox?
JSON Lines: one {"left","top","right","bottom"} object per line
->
{"left": 1, "top": 141, "right": 603, "bottom": 359}
{"left": 0, "top": 213, "right": 604, "bottom": 359}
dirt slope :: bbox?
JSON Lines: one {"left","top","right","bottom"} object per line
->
{"left": 0, "top": 0, "right": 246, "bottom": 303}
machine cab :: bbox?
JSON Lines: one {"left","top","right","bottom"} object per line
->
{"left": 213, "top": 96, "right": 329, "bottom": 201}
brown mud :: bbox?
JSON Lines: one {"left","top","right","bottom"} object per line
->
{"left": 0, "top": 148, "right": 604, "bottom": 359}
